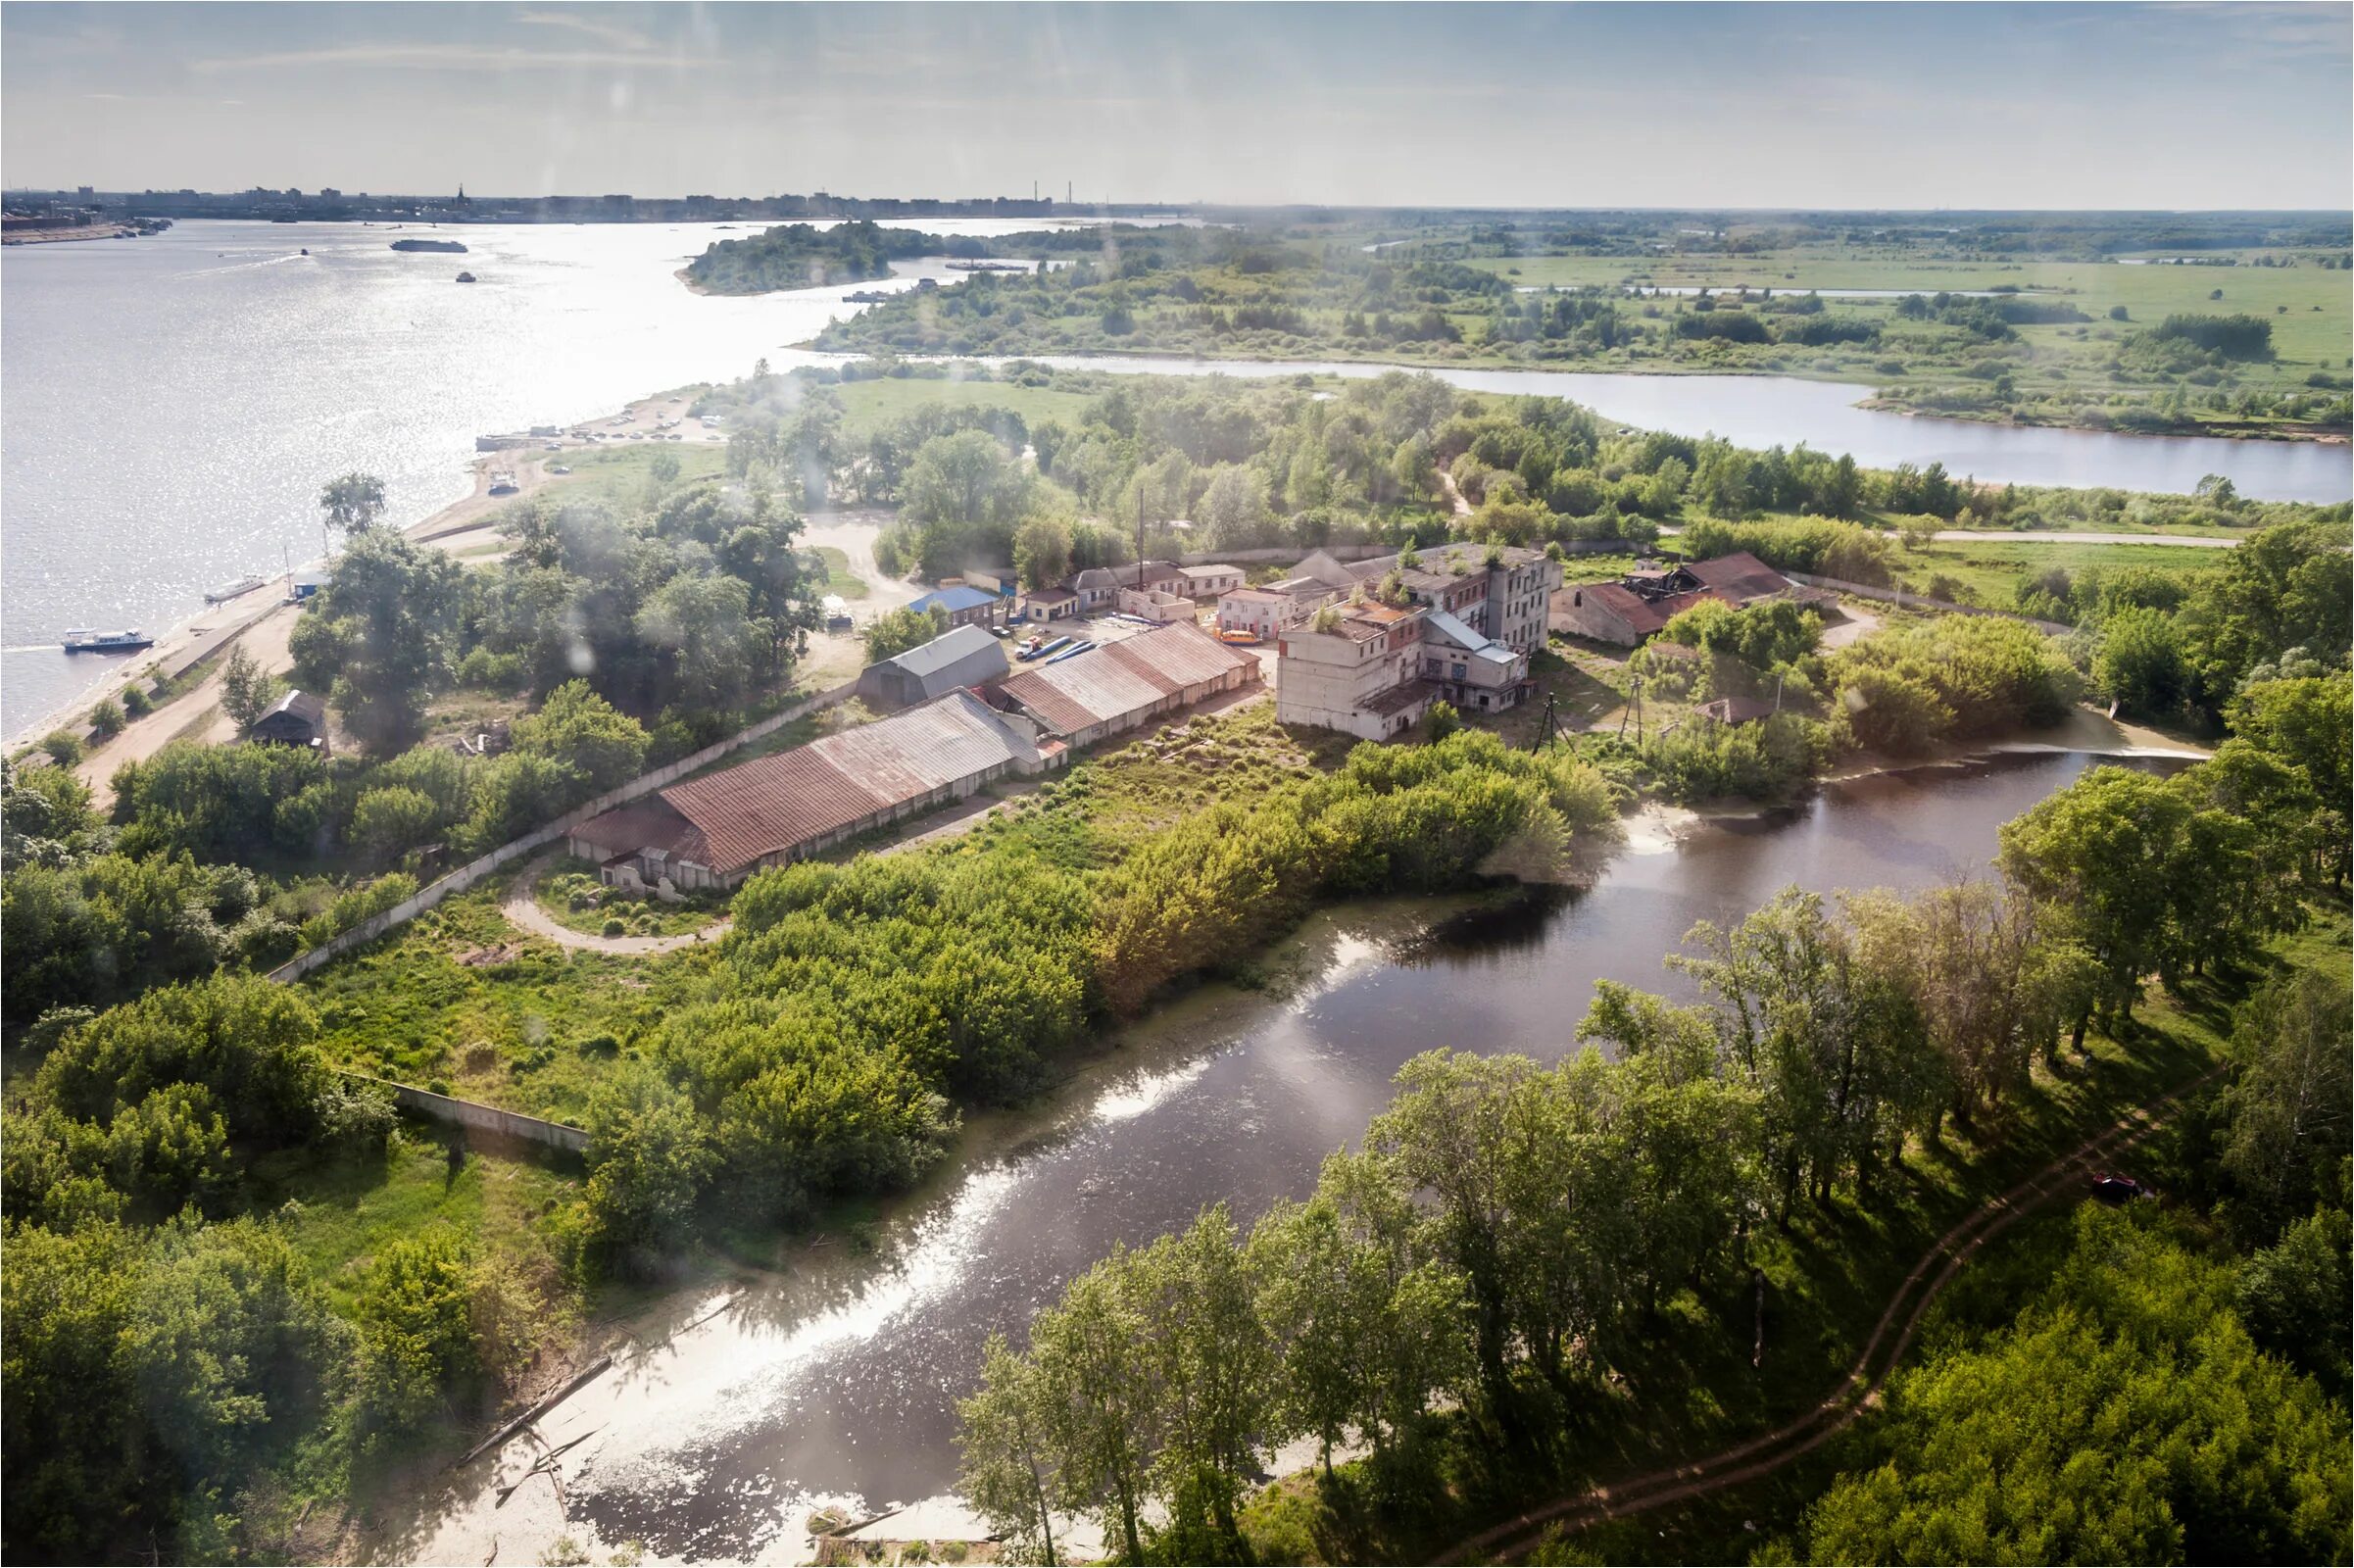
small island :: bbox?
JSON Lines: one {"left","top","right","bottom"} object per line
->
{"left": 390, "top": 236, "right": 467, "bottom": 253}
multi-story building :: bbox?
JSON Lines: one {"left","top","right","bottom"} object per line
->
{"left": 1419, "top": 610, "right": 1531, "bottom": 713}
{"left": 1274, "top": 601, "right": 1433, "bottom": 741}
{"left": 1301, "top": 544, "right": 1563, "bottom": 656}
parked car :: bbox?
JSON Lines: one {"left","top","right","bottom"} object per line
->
{"left": 2090, "top": 1174, "right": 2148, "bottom": 1204}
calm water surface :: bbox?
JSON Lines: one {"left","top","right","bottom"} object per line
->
{"left": 394, "top": 750, "right": 2183, "bottom": 1564}
{"left": 0, "top": 219, "right": 1095, "bottom": 732}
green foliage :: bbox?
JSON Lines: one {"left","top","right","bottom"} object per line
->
{"left": 1797, "top": 1204, "right": 2347, "bottom": 1565}
{"left": 1829, "top": 615, "right": 2081, "bottom": 755}
{"left": 862, "top": 605, "right": 946, "bottom": 664}
{"left": 508, "top": 679, "right": 651, "bottom": 795}
{"left": 683, "top": 220, "right": 939, "bottom": 292}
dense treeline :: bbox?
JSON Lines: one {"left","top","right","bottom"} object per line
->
{"left": 569, "top": 729, "right": 1618, "bottom": 1269}
{"left": 0, "top": 680, "right": 653, "bottom": 1024}
{"left": 293, "top": 472, "right": 822, "bottom": 758}
{"left": 683, "top": 220, "right": 957, "bottom": 292}
{"left": 960, "top": 704, "right": 2349, "bottom": 1564}
{"left": 0, "top": 977, "right": 568, "bottom": 1561}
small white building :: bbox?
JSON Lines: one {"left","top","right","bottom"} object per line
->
{"left": 1179, "top": 564, "right": 1245, "bottom": 600}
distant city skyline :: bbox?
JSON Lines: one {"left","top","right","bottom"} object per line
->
{"left": 5, "top": 2, "right": 2349, "bottom": 210}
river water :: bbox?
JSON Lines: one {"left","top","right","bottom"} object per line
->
{"left": 7, "top": 223, "right": 2346, "bottom": 734}
{"left": 389, "top": 749, "right": 2186, "bottom": 1565}
{"left": 0, "top": 218, "right": 1093, "bottom": 735}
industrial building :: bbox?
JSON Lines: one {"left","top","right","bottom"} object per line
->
{"left": 566, "top": 690, "right": 1056, "bottom": 893}
{"left": 997, "top": 621, "right": 1260, "bottom": 747}
{"left": 856, "top": 622, "right": 1009, "bottom": 709}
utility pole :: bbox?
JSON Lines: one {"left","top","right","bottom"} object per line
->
{"left": 1135, "top": 487, "right": 1146, "bottom": 591}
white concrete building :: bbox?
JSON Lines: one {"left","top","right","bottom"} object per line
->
{"left": 1275, "top": 601, "right": 1433, "bottom": 741}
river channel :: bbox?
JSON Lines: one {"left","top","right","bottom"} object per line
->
{"left": 388, "top": 748, "right": 2190, "bottom": 1565}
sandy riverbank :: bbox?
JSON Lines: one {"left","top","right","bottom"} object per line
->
{"left": 12, "top": 387, "right": 715, "bottom": 773}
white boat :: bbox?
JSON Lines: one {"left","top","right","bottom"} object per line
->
{"left": 61, "top": 627, "right": 156, "bottom": 654}
{"left": 204, "top": 574, "right": 267, "bottom": 604}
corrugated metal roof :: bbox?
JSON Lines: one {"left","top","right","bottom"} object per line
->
{"left": 907, "top": 584, "right": 1002, "bottom": 614}
{"left": 1000, "top": 622, "right": 1253, "bottom": 737}
{"left": 883, "top": 623, "right": 1006, "bottom": 681}
{"left": 657, "top": 691, "right": 1033, "bottom": 875}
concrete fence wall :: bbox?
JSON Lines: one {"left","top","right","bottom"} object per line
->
{"left": 341, "top": 1071, "right": 588, "bottom": 1153}
{"left": 1786, "top": 570, "right": 2073, "bottom": 637}
{"left": 1177, "top": 539, "right": 1624, "bottom": 569}
{"left": 268, "top": 679, "right": 858, "bottom": 983}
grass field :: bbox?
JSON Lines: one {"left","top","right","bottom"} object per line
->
{"left": 827, "top": 373, "right": 1101, "bottom": 439}
{"left": 1466, "top": 246, "right": 2352, "bottom": 391}
{"left": 538, "top": 440, "right": 730, "bottom": 508}
{"left": 808, "top": 544, "right": 868, "bottom": 599}
{"left": 1890, "top": 535, "right": 2231, "bottom": 609}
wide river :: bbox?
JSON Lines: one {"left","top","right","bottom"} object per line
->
{"left": 5, "top": 220, "right": 2347, "bottom": 735}
{"left": 391, "top": 749, "right": 2186, "bottom": 1565}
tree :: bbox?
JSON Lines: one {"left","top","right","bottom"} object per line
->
{"left": 305, "top": 528, "right": 466, "bottom": 755}
{"left": 319, "top": 470, "right": 387, "bottom": 538}
{"left": 219, "top": 645, "right": 283, "bottom": 733}
{"left": 1997, "top": 767, "right": 2192, "bottom": 1021}
{"left": 1014, "top": 513, "right": 1074, "bottom": 591}
{"left": 2221, "top": 967, "right": 2352, "bottom": 1223}
{"left": 509, "top": 680, "right": 650, "bottom": 795}
{"left": 958, "top": 1335, "right": 1064, "bottom": 1564}
{"left": 634, "top": 573, "right": 762, "bottom": 713}
{"left": 862, "top": 605, "right": 944, "bottom": 664}
{"left": 2094, "top": 606, "right": 2188, "bottom": 717}
{"left": 1030, "top": 1253, "right": 1158, "bottom": 1565}
{"left": 350, "top": 786, "right": 440, "bottom": 866}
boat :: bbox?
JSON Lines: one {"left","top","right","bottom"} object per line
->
{"left": 455, "top": 270, "right": 477, "bottom": 283}
{"left": 390, "top": 237, "right": 467, "bottom": 253}
{"left": 61, "top": 628, "right": 156, "bottom": 654}
{"left": 204, "top": 575, "right": 267, "bottom": 604}
{"left": 300, "top": 247, "right": 310, "bottom": 256}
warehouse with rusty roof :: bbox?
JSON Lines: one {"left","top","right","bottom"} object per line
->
{"left": 566, "top": 690, "right": 1057, "bottom": 892}
{"left": 996, "top": 621, "right": 1261, "bottom": 748}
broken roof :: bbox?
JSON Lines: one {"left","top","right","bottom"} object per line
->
{"left": 1683, "top": 552, "right": 1793, "bottom": 604}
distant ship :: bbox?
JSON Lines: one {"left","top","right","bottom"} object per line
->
{"left": 61, "top": 628, "right": 156, "bottom": 654}
{"left": 204, "top": 575, "right": 267, "bottom": 604}
{"left": 390, "top": 237, "right": 467, "bottom": 254}
{"left": 456, "top": 270, "right": 477, "bottom": 283}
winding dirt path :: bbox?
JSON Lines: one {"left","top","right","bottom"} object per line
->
{"left": 499, "top": 854, "right": 730, "bottom": 956}
{"left": 1440, "top": 1068, "right": 2221, "bottom": 1564}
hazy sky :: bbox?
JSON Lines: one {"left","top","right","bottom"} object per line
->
{"left": 5, "top": 2, "right": 2348, "bottom": 208}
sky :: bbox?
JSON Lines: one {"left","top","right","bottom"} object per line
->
{"left": 4, "top": 2, "right": 2349, "bottom": 209}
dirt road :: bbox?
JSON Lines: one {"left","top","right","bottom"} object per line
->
{"left": 1440, "top": 1070, "right": 2218, "bottom": 1563}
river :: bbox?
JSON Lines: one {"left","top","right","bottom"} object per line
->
{"left": 386, "top": 748, "right": 2187, "bottom": 1566}
{"left": 7, "top": 225, "right": 2346, "bottom": 735}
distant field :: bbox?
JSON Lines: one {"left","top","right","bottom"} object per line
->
{"left": 1467, "top": 248, "right": 2351, "bottom": 381}
{"left": 828, "top": 375, "right": 1102, "bottom": 438}
{"left": 1895, "top": 535, "right": 2232, "bottom": 609}
{"left": 540, "top": 440, "right": 729, "bottom": 506}
{"left": 808, "top": 544, "right": 868, "bottom": 599}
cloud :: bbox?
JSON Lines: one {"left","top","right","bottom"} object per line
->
{"left": 189, "top": 43, "right": 713, "bottom": 74}
{"left": 518, "top": 9, "right": 661, "bottom": 53}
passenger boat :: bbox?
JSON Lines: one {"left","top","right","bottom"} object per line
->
{"left": 61, "top": 628, "right": 156, "bottom": 654}
{"left": 204, "top": 575, "right": 267, "bottom": 604}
